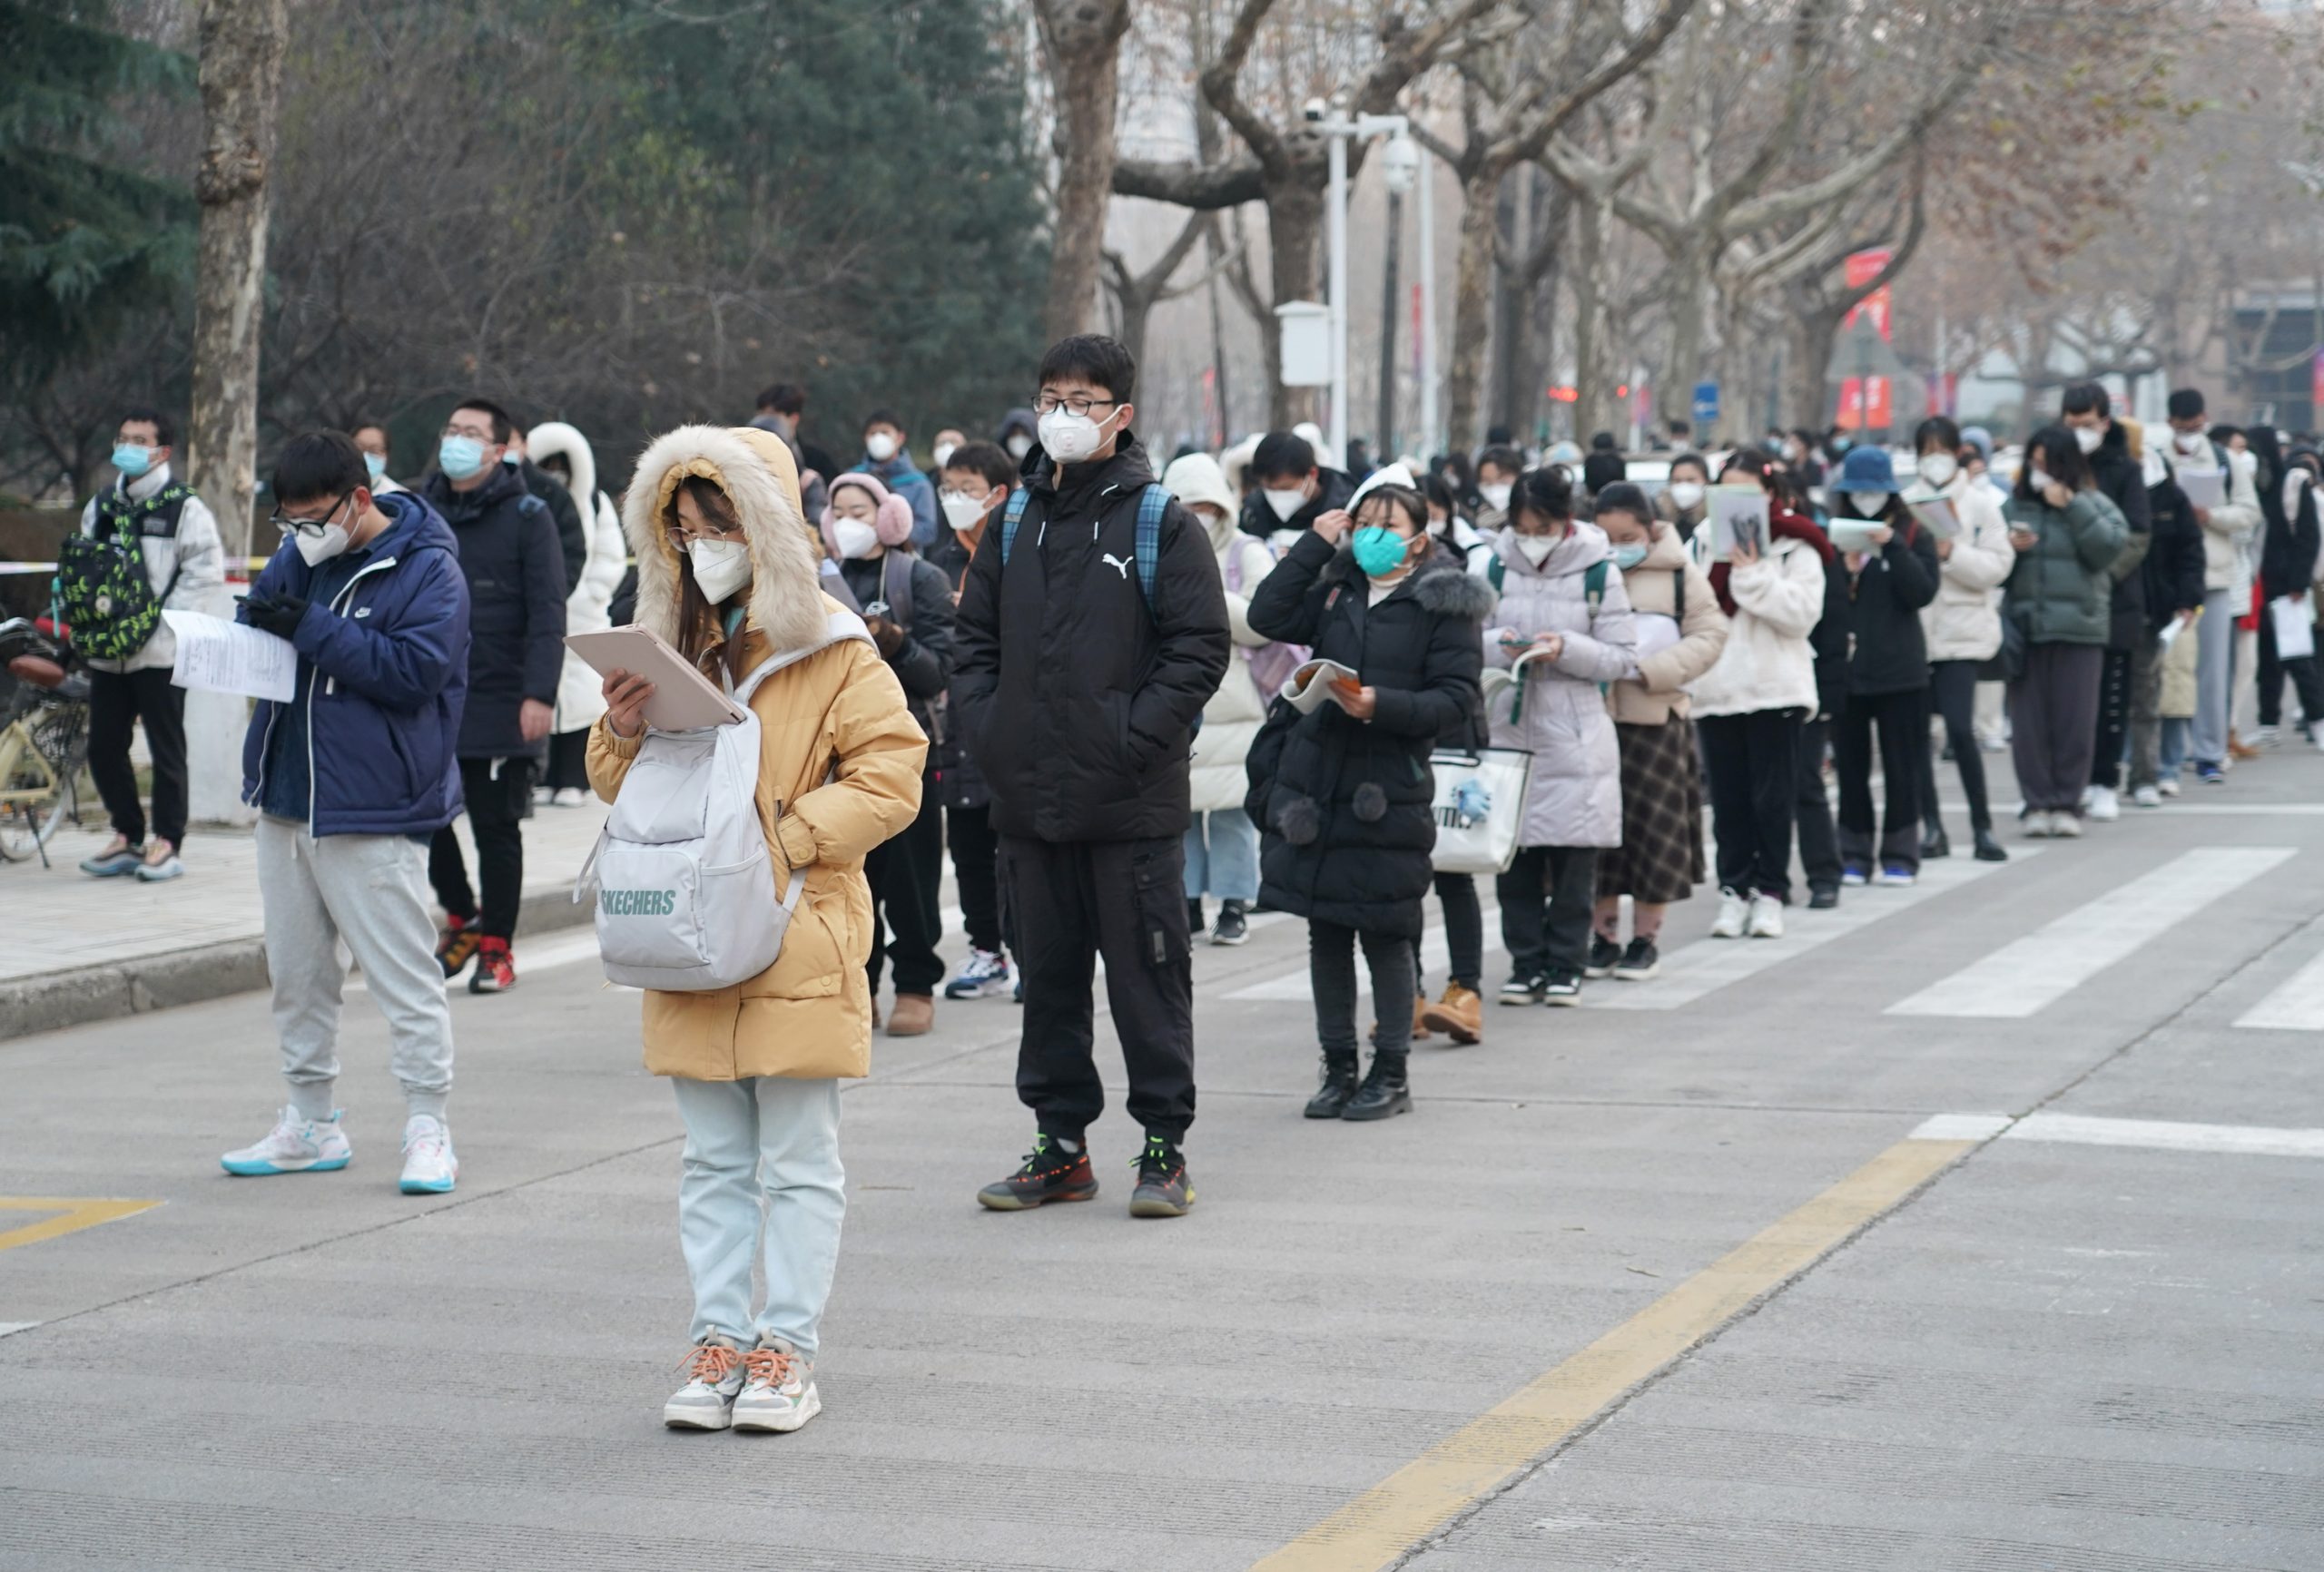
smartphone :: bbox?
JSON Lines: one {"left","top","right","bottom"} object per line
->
{"left": 862, "top": 601, "right": 891, "bottom": 621}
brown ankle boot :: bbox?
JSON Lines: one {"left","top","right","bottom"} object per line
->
{"left": 1421, "top": 984, "right": 1483, "bottom": 1046}
{"left": 886, "top": 993, "right": 934, "bottom": 1037}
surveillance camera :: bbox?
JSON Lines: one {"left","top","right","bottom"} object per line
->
{"left": 1303, "top": 98, "right": 1326, "bottom": 123}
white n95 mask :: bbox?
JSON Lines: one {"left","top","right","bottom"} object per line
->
{"left": 688, "top": 538, "right": 752, "bottom": 603}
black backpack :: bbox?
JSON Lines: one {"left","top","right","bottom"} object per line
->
{"left": 55, "top": 486, "right": 191, "bottom": 662}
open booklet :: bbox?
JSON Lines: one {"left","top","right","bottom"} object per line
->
{"left": 1903, "top": 488, "right": 1960, "bottom": 539}
{"left": 1280, "top": 658, "right": 1364, "bottom": 715}
{"left": 2177, "top": 465, "right": 2227, "bottom": 510}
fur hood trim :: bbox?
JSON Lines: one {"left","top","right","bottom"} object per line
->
{"left": 1413, "top": 561, "right": 1497, "bottom": 620}
{"left": 526, "top": 421, "right": 598, "bottom": 510}
{"left": 622, "top": 424, "right": 830, "bottom": 655}
{"left": 821, "top": 471, "right": 916, "bottom": 555}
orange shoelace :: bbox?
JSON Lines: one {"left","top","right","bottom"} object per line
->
{"left": 743, "top": 1346, "right": 796, "bottom": 1390}
{"left": 683, "top": 1343, "right": 743, "bottom": 1385}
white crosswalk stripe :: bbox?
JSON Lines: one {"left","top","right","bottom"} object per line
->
{"left": 2232, "top": 933, "right": 2324, "bottom": 1030}
{"left": 1886, "top": 847, "right": 2295, "bottom": 1019}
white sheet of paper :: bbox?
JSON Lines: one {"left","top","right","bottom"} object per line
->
{"left": 2270, "top": 594, "right": 2315, "bottom": 661}
{"left": 163, "top": 609, "right": 294, "bottom": 702}
{"left": 1707, "top": 487, "right": 1768, "bottom": 563}
{"left": 1632, "top": 612, "right": 1683, "bottom": 660}
{"left": 2177, "top": 466, "right": 2226, "bottom": 509}
{"left": 1906, "top": 494, "right": 1960, "bottom": 539}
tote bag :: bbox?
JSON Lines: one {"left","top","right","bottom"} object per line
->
{"left": 1427, "top": 747, "right": 1533, "bottom": 875}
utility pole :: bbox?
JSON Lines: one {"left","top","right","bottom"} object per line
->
{"left": 1377, "top": 187, "right": 1403, "bottom": 460}
{"left": 1318, "top": 103, "right": 1413, "bottom": 470}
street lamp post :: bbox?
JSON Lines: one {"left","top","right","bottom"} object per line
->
{"left": 1316, "top": 101, "right": 1412, "bottom": 471}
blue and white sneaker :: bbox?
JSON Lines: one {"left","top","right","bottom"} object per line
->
{"left": 133, "top": 841, "right": 184, "bottom": 882}
{"left": 399, "top": 1115, "right": 457, "bottom": 1194}
{"left": 222, "top": 1106, "right": 351, "bottom": 1176}
{"left": 942, "top": 947, "right": 1014, "bottom": 1000}
{"left": 1876, "top": 863, "right": 1917, "bottom": 888}
{"left": 78, "top": 838, "right": 143, "bottom": 879}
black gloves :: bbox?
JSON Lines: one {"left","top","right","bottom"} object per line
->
{"left": 243, "top": 591, "right": 310, "bottom": 641}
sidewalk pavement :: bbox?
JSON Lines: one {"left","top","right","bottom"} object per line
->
{"left": 0, "top": 799, "right": 608, "bottom": 1040}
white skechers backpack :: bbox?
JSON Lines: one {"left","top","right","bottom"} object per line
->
{"left": 576, "top": 610, "right": 872, "bottom": 991}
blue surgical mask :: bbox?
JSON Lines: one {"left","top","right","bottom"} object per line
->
{"left": 1611, "top": 542, "right": 1649, "bottom": 570}
{"left": 1352, "top": 525, "right": 1412, "bottom": 579}
{"left": 363, "top": 452, "right": 388, "bottom": 482}
{"left": 438, "top": 435, "right": 487, "bottom": 479}
{"left": 112, "top": 443, "right": 154, "bottom": 478}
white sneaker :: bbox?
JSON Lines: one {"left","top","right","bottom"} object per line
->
{"left": 2052, "top": 812, "right": 2084, "bottom": 839}
{"left": 551, "top": 787, "right": 588, "bottom": 808}
{"left": 1709, "top": 888, "right": 1749, "bottom": 939}
{"left": 665, "top": 1337, "right": 746, "bottom": 1430}
{"left": 2158, "top": 776, "right": 2181, "bottom": 798}
{"left": 2252, "top": 724, "right": 2280, "bottom": 748}
{"left": 732, "top": 1338, "right": 822, "bottom": 1433}
{"left": 2132, "top": 783, "right": 2162, "bottom": 809}
{"left": 1746, "top": 893, "right": 1785, "bottom": 938}
{"left": 399, "top": 1115, "right": 458, "bottom": 1194}
{"left": 222, "top": 1106, "right": 351, "bottom": 1176}
{"left": 2022, "top": 811, "right": 2052, "bottom": 839}
{"left": 2085, "top": 785, "right": 2120, "bottom": 822}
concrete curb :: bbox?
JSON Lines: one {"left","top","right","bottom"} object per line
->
{"left": 0, "top": 885, "right": 595, "bottom": 1043}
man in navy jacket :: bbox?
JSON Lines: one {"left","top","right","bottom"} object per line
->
{"left": 221, "top": 431, "right": 473, "bottom": 1196}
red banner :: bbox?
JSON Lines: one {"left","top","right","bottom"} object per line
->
{"left": 1835, "top": 247, "right": 1895, "bottom": 432}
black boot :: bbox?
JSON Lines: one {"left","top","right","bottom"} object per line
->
{"left": 1304, "top": 1051, "right": 1361, "bottom": 1119}
{"left": 1973, "top": 827, "right": 2009, "bottom": 862}
{"left": 1921, "top": 820, "right": 1951, "bottom": 860}
{"left": 1341, "top": 1051, "right": 1412, "bottom": 1122}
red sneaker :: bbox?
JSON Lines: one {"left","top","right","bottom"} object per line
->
{"left": 468, "top": 936, "right": 516, "bottom": 994}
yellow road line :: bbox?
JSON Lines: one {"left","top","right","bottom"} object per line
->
{"left": 0, "top": 1197, "right": 162, "bottom": 1253}
{"left": 1251, "top": 1135, "right": 1978, "bottom": 1571}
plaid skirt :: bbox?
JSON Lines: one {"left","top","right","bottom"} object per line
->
{"left": 1594, "top": 712, "right": 1705, "bottom": 905}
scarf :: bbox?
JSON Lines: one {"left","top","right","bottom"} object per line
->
{"left": 1709, "top": 504, "right": 1832, "bottom": 616}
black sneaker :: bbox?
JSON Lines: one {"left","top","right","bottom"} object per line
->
{"left": 1128, "top": 1135, "right": 1193, "bottom": 1218}
{"left": 1612, "top": 938, "right": 1659, "bottom": 980}
{"left": 1211, "top": 900, "right": 1250, "bottom": 946}
{"left": 1584, "top": 934, "right": 1621, "bottom": 978}
{"left": 1498, "top": 971, "right": 1548, "bottom": 1006}
{"left": 1807, "top": 884, "right": 1841, "bottom": 910}
{"left": 976, "top": 1135, "right": 1098, "bottom": 1211}
{"left": 1541, "top": 971, "right": 1582, "bottom": 1007}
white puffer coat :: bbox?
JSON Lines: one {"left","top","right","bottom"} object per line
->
{"left": 1187, "top": 506, "right": 1282, "bottom": 812}
{"left": 1480, "top": 522, "right": 1637, "bottom": 849}
{"left": 532, "top": 422, "right": 629, "bottom": 732}
{"left": 1919, "top": 472, "right": 2015, "bottom": 663}
{"left": 1684, "top": 535, "right": 1824, "bottom": 719}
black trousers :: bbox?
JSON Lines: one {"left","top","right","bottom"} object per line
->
{"left": 946, "top": 801, "right": 1005, "bottom": 956}
{"left": 1413, "top": 870, "right": 1483, "bottom": 993}
{"left": 1315, "top": 919, "right": 1414, "bottom": 1059}
{"left": 2257, "top": 604, "right": 2324, "bottom": 728}
{"left": 1699, "top": 707, "right": 1802, "bottom": 901}
{"left": 1911, "top": 662, "right": 1993, "bottom": 830}
{"left": 428, "top": 756, "right": 531, "bottom": 940}
{"left": 544, "top": 727, "right": 591, "bottom": 791}
{"left": 1001, "top": 833, "right": 1196, "bottom": 1143}
{"left": 1836, "top": 688, "right": 1925, "bottom": 872}
{"left": 1795, "top": 715, "right": 1841, "bottom": 893}
{"left": 1497, "top": 844, "right": 1598, "bottom": 980}
{"left": 864, "top": 781, "right": 946, "bottom": 997}
{"left": 85, "top": 666, "right": 187, "bottom": 849}
{"left": 2090, "top": 646, "right": 2135, "bottom": 789}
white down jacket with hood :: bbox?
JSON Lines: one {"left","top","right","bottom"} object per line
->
{"left": 531, "top": 421, "right": 630, "bottom": 732}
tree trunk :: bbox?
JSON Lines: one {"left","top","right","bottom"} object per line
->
{"left": 1785, "top": 302, "right": 1846, "bottom": 431}
{"left": 1265, "top": 172, "right": 1325, "bottom": 429}
{"left": 189, "top": 0, "right": 287, "bottom": 560}
{"left": 1037, "top": 0, "right": 1131, "bottom": 343}
{"left": 1444, "top": 157, "right": 1506, "bottom": 452}
{"left": 1570, "top": 192, "right": 1609, "bottom": 443}
{"left": 1657, "top": 238, "right": 1712, "bottom": 433}
{"left": 1489, "top": 168, "right": 1522, "bottom": 434}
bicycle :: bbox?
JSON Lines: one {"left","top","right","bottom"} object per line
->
{"left": 0, "top": 616, "right": 92, "bottom": 865}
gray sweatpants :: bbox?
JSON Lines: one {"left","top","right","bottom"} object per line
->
{"left": 257, "top": 816, "right": 454, "bottom": 1122}
{"left": 2191, "top": 586, "right": 2234, "bottom": 766}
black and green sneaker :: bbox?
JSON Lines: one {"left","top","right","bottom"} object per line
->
{"left": 1128, "top": 1135, "right": 1193, "bottom": 1218}
{"left": 976, "top": 1135, "right": 1098, "bottom": 1211}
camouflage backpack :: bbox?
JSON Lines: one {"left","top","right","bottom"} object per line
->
{"left": 54, "top": 486, "right": 190, "bottom": 661}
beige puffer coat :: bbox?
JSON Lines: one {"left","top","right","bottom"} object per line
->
{"left": 1606, "top": 520, "right": 1728, "bottom": 725}
{"left": 586, "top": 426, "right": 926, "bottom": 1081}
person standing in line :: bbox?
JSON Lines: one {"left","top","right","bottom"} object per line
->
{"left": 70, "top": 407, "right": 223, "bottom": 883}
{"left": 994, "top": 408, "right": 1039, "bottom": 467}
{"left": 824, "top": 472, "right": 954, "bottom": 1038}
{"left": 1245, "top": 482, "right": 1485, "bottom": 1118}
{"left": 528, "top": 422, "right": 627, "bottom": 808}
{"left": 420, "top": 398, "right": 567, "bottom": 992}
{"left": 505, "top": 424, "right": 587, "bottom": 602}
{"left": 851, "top": 408, "right": 938, "bottom": 550}
{"left": 590, "top": 423, "right": 923, "bottom": 1435}
{"left": 2250, "top": 425, "right": 2323, "bottom": 743}
{"left": 2166, "top": 389, "right": 2259, "bottom": 781}
{"left": 929, "top": 428, "right": 965, "bottom": 474}
{"left": 1166, "top": 450, "right": 1276, "bottom": 949}
{"left": 222, "top": 431, "right": 470, "bottom": 1192}
{"left": 1410, "top": 471, "right": 1494, "bottom": 1046}
{"left": 1780, "top": 457, "right": 1851, "bottom": 910}
{"left": 950, "top": 335, "right": 1229, "bottom": 1218}
{"left": 1586, "top": 483, "right": 1726, "bottom": 981}
{"left": 1907, "top": 417, "right": 2014, "bottom": 861}
{"left": 1239, "top": 430, "right": 1355, "bottom": 546}
{"left": 1689, "top": 449, "right": 1832, "bottom": 936}
{"left": 2059, "top": 383, "right": 2152, "bottom": 823}
{"left": 1826, "top": 448, "right": 1941, "bottom": 888}
{"left": 350, "top": 421, "right": 403, "bottom": 493}
{"left": 1422, "top": 472, "right": 1494, "bottom": 574}
{"left": 1472, "top": 444, "right": 1526, "bottom": 535}
{"left": 2004, "top": 426, "right": 2130, "bottom": 838}
{"left": 2125, "top": 418, "right": 2205, "bottom": 805}
{"left": 1652, "top": 453, "right": 1711, "bottom": 540}
{"left": 755, "top": 381, "right": 842, "bottom": 487}
{"left": 932, "top": 441, "right": 1017, "bottom": 1003}
{"left": 1482, "top": 466, "right": 1637, "bottom": 1005}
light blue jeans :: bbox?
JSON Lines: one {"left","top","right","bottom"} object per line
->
{"left": 670, "top": 1076, "right": 845, "bottom": 1357}
{"left": 1183, "top": 808, "right": 1260, "bottom": 902}
{"left": 2160, "top": 716, "right": 2191, "bottom": 781}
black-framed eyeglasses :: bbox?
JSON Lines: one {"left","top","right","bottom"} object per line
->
{"left": 1031, "top": 393, "right": 1121, "bottom": 418}
{"left": 271, "top": 494, "right": 352, "bottom": 537}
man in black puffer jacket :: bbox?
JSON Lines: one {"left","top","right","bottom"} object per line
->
{"left": 2128, "top": 422, "right": 2205, "bottom": 801}
{"left": 2061, "top": 383, "right": 2152, "bottom": 819}
{"left": 419, "top": 398, "right": 567, "bottom": 994}
{"left": 951, "top": 334, "right": 1229, "bottom": 1219}
{"left": 1238, "top": 430, "right": 1354, "bottom": 542}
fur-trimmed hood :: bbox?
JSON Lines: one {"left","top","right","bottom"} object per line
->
{"left": 1315, "top": 541, "right": 1499, "bottom": 620}
{"left": 527, "top": 421, "right": 598, "bottom": 509}
{"left": 621, "top": 423, "right": 832, "bottom": 655}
